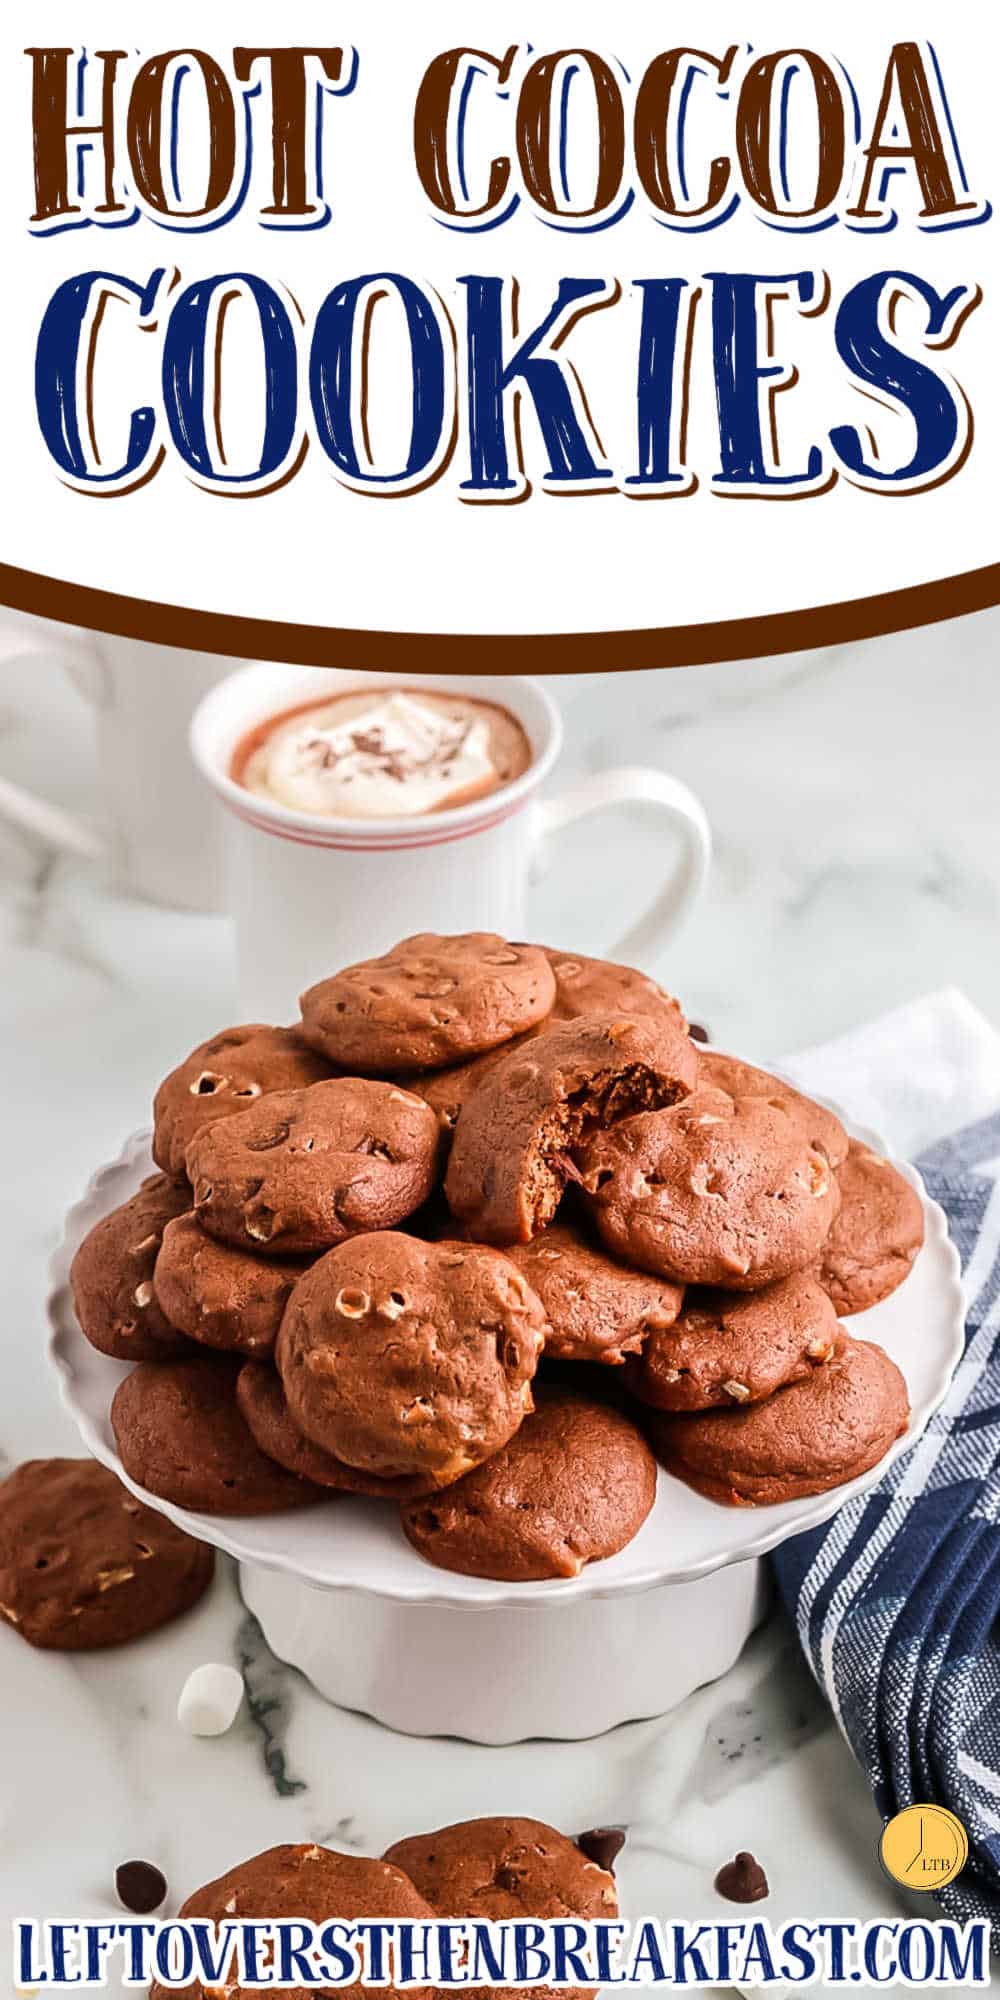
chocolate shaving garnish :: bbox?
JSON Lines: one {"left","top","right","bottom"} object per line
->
{"left": 577, "top": 1827, "right": 626, "bottom": 1872}
{"left": 714, "top": 1851, "right": 769, "bottom": 1903}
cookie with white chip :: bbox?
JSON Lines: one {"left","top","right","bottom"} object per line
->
{"left": 400, "top": 1388, "right": 656, "bottom": 1580}
{"left": 580, "top": 1087, "right": 840, "bottom": 1289}
{"left": 70, "top": 1174, "right": 192, "bottom": 1362}
{"left": 0, "top": 1459, "right": 213, "bottom": 1649}
{"left": 153, "top": 1024, "right": 330, "bottom": 1178}
{"left": 300, "top": 933, "right": 556, "bottom": 1072}
{"left": 236, "top": 1363, "right": 440, "bottom": 1500}
{"left": 186, "top": 1078, "right": 441, "bottom": 1255}
{"left": 649, "top": 1334, "right": 909, "bottom": 1506}
{"left": 626, "top": 1273, "right": 843, "bottom": 1412}
{"left": 506, "top": 1220, "right": 683, "bottom": 1365}
{"left": 155, "top": 1213, "right": 312, "bottom": 1357}
{"left": 150, "top": 1844, "right": 437, "bottom": 2000}
{"left": 698, "top": 1049, "right": 849, "bottom": 1169}
{"left": 277, "top": 1232, "right": 546, "bottom": 1486}
{"left": 385, "top": 1814, "right": 619, "bottom": 1920}
{"left": 543, "top": 948, "right": 687, "bottom": 1036}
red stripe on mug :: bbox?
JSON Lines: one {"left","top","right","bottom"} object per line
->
{"left": 221, "top": 792, "right": 529, "bottom": 851}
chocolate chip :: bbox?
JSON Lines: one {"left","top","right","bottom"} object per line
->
{"left": 689, "top": 1024, "right": 710, "bottom": 1045}
{"left": 115, "top": 1860, "right": 167, "bottom": 1914}
{"left": 714, "top": 1852, "right": 768, "bottom": 1904}
{"left": 577, "top": 1827, "right": 626, "bottom": 1872}
{"left": 494, "top": 1865, "right": 522, "bottom": 1893}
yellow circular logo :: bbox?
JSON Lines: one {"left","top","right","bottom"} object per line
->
{"left": 880, "top": 1805, "right": 969, "bottom": 1891}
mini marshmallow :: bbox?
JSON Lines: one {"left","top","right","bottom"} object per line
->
{"left": 177, "top": 1661, "right": 244, "bottom": 1737}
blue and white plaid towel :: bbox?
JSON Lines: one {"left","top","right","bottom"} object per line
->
{"left": 773, "top": 1103, "right": 1000, "bottom": 1943}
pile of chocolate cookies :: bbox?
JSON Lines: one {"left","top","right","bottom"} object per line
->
{"left": 70, "top": 933, "right": 921, "bottom": 1582}
{"left": 151, "top": 1819, "right": 621, "bottom": 2000}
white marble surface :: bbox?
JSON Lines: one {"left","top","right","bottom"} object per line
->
{"left": 1, "top": 613, "right": 999, "bottom": 1997}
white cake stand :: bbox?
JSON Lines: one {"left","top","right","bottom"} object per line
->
{"left": 47, "top": 1106, "right": 964, "bottom": 1744}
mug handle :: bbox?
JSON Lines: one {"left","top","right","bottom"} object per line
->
{"left": 534, "top": 765, "right": 712, "bottom": 965}
{"left": 0, "top": 625, "right": 106, "bottom": 860}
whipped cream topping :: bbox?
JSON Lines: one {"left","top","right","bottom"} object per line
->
{"left": 240, "top": 692, "right": 515, "bottom": 820}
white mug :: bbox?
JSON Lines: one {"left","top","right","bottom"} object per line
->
{"left": 191, "top": 664, "right": 712, "bottom": 1020}
{"left": 0, "top": 615, "right": 227, "bottom": 910}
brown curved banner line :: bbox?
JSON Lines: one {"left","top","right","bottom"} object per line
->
{"left": 1, "top": 557, "right": 998, "bottom": 672}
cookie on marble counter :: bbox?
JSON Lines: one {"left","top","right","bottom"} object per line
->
{"left": 300, "top": 933, "right": 556, "bottom": 1072}
{"left": 626, "top": 1273, "right": 842, "bottom": 1412}
{"left": 277, "top": 1232, "right": 545, "bottom": 1487}
{"left": 385, "top": 1815, "right": 618, "bottom": 1921}
{"left": 150, "top": 1844, "right": 437, "bottom": 2000}
{"left": 70, "top": 1173, "right": 193, "bottom": 1362}
{"left": 817, "top": 1140, "right": 925, "bottom": 1315}
{"left": 649, "top": 1334, "right": 909, "bottom": 1506}
{"left": 153, "top": 1024, "right": 330, "bottom": 1178}
{"left": 580, "top": 1087, "right": 840, "bottom": 1290}
{"left": 155, "top": 1213, "right": 312, "bottom": 1357}
{"left": 236, "top": 1363, "right": 440, "bottom": 1499}
{"left": 186, "top": 1077, "right": 441, "bottom": 1255}
{"left": 111, "top": 1356, "right": 324, "bottom": 1515}
{"left": 400, "top": 1387, "right": 656, "bottom": 1580}
{"left": 506, "top": 1220, "right": 683, "bottom": 1365}
{"left": 445, "top": 1015, "right": 697, "bottom": 1245}
{"left": 0, "top": 1458, "right": 213, "bottom": 1649}
{"left": 698, "top": 1050, "right": 849, "bottom": 1168}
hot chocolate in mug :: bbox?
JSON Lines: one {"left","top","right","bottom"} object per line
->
{"left": 191, "top": 664, "right": 713, "bottom": 1020}
{"left": 0, "top": 615, "right": 227, "bottom": 910}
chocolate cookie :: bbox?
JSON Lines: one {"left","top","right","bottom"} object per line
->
{"left": 445, "top": 1015, "right": 697, "bottom": 1245}
{"left": 150, "top": 1844, "right": 437, "bottom": 2000}
{"left": 650, "top": 1334, "right": 909, "bottom": 1506}
{"left": 153, "top": 1024, "right": 330, "bottom": 1178}
{"left": 580, "top": 1087, "right": 840, "bottom": 1289}
{"left": 236, "top": 1363, "right": 440, "bottom": 1500}
{"left": 0, "top": 1459, "right": 213, "bottom": 1650}
{"left": 70, "top": 1174, "right": 192, "bottom": 1362}
{"left": 385, "top": 1816, "right": 618, "bottom": 1921}
{"left": 626, "top": 1273, "right": 842, "bottom": 1412}
{"left": 401, "top": 1388, "right": 656, "bottom": 1580}
{"left": 411, "top": 952, "right": 688, "bottom": 1141}
{"left": 155, "top": 1213, "right": 311, "bottom": 1357}
{"left": 817, "top": 1140, "right": 925, "bottom": 1315}
{"left": 277, "top": 1233, "right": 545, "bottom": 1485}
{"left": 186, "top": 1078, "right": 441, "bottom": 1255}
{"left": 698, "top": 1050, "right": 849, "bottom": 1168}
{"left": 544, "top": 948, "right": 687, "bottom": 1035}
{"left": 410, "top": 1039, "right": 523, "bottom": 1139}
{"left": 506, "top": 1220, "right": 684, "bottom": 1365}
{"left": 111, "top": 1357, "right": 324, "bottom": 1515}
{"left": 300, "top": 933, "right": 556, "bottom": 1072}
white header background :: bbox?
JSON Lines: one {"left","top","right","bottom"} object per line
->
{"left": 1, "top": 1, "right": 998, "bottom": 641}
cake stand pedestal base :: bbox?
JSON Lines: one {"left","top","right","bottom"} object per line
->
{"left": 239, "top": 1556, "right": 770, "bottom": 1743}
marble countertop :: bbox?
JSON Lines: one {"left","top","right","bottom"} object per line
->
{"left": 2, "top": 613, "right": 999, "bottom": 1997}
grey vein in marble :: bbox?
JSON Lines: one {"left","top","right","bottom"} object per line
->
{"left": 687, "top": 1639, "right": 831, "bottom": 1807}
{"left": 236, "top": 1607, "right": 309, "bottom": 1799}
